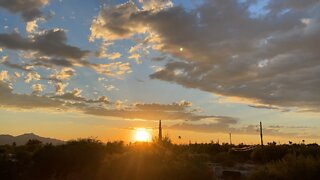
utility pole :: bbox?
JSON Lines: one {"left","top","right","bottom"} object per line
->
{"left": 260, "top": 121, "right": 264, "bottom": 147}
{"left": 229, "top": 133, "right": 232, "bottom": 145}
{"left": 158, "top": 120, "right": 162, "bottom": 141}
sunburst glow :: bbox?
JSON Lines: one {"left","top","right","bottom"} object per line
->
{"left": 134, "top": 128, "right": 151, "bottom": 142}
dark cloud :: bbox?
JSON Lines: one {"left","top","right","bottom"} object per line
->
{"left": 147, "top": 1, "right": 320, "bottom": 111}
{"left": 248, "top": 105, "right": 290, "bottom": 112}
{"left": 267, "top": 0, "right": 320, "bottom": 13}
{"left": 0, "top": 30, "right": 113, "bottom": 76}
{"left": 0, "top": 30, "right": 89, "bottom": 59}
{"left": 0, "top": 81, "right": 63, "bottom": 109}
{"left": 2, "top": 60, "right": 33, "bottom": 72}
{"left": 90, "top": 1, "right": 143, "bottom": 41}
{"left": 151, "top": 56, "right": 167, "bottom": 62}
{"left": 0, "top": 25, "right": 131, "bottom": 78}
{"left": 32, "top": 57, "right": 74, "bottom": 68}
{"left": 0, "top": 0, "right": 48, "bottom": 21}
{"left": 52, "top": 89, "right": 110, "bottom": 104}
{"left": 91, "top": 0, "right": 320, "bottom": 111}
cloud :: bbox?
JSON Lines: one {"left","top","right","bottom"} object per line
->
{"left": 169, "top": 122, "right": 295, "bottom": 137}
{"left": 52, "top": 88, "right": 110, "bottom": 104}
{"left": 14, "top": 72, "right": 21, "bottom": 78}
{"left": 2, "top": 80, "right": 199, "bottom": 120}
{"left": 91, "top": 0, "right": 320, "bottom": 111}
{"left": 2, "top": 61, "right": 33, "bottom": 72}
{"left": 89, "top": 62, "right": 132, "bottom": 78}
{"left": 0, "top": 70, "right": 9, "bottom": 81}
{"left": 85, "top": 101, "right": 230, "bottom": 121}
{"left": 248, "top": 104, "right": 290, "bottom": 112}
{"left": 26, "top": 19, "right": 39, "bottom": 33}
{"left": 169, "top": 121, "right": 236, "bottom": 133}
{"left": 31, "top": 57, "right": 74, "bottom": 68}
{"left": 3, "top": 72, "right": 178, "bottom": 118}
{"left": 24, "top": 72, "right": 41, "bottom": 83}
{"left": 95, "top": 96, "right": 109, "bottom": 104}
{"left": 151, "top": 56, "right": 167, "bottom": 62}
{"left": 134, "top": 101, "right": 192, "bottom": 111}
{"left": 0, "top": 81, "right": 63, "bottom": 110}
{"left": 0, "top": 71, "right": 10, "bottom": 83}
{"left": 89, "top": 1, "right": 146, "bottom": 41}
{"left": 0, "top": 29, "right": 89, "bottom": 59}
{"left": 104, "top": 84, "right": 118, "bottom": 91}
{"left": 95, "top": 41, "right": 121, "bottom": 60}
{"left": 49, "top": 68, "right": 75, "bottom": 81}
{"left": 0, "top": 0, "right": 48, "bottom": 21}
{"left": 3, "top": 58, "right": 131, "bottom": 81}
{"left": 32, "top": 83, "right": 43, "bottom": 94}
{"left": 139, "top": 0, "right": 173, "bottom": 11}
{"left": 267, "top": 0, "right": 320, "bottom": 13}
{"left": 268, "top": 125, "right": 312, "bottom": 129}
{"left": 0, "top": 29, "right": 130, "bottom": 78}
{"left": 55, "top": 82, "right": 68, "bottom": 95}
{"left": 52, "top": 88, "right": 86, "bottom": 102}
{"left": 128, "top": 53, "right": 141, "bottom": 64}
{"left": 0, "top": 81, "right": 109, "bottom": 111}
{"left": 84, "top": 108, "right": 209, "bottom": 121}
{"left": 1, "top": 80, "right": 212, "bottom": 121}
{"left": 1, "top": 56, "right": 33, "bottom": 71}
{"left": 9, "top": 68, "right": 77, "bottom": 95}
{"left": 104, "top": 52, "right": 121, "bottom": 60}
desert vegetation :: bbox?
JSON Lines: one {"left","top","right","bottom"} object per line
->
{"left": 1, "top": 138, "right": 320, "bottom": 180}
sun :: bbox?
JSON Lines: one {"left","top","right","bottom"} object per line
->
{"left": 134, "top": 128, "right": 151, "bottom": 142}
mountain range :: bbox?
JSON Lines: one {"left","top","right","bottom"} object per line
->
{"left": 0, "top": 133, "right": 64, "bottom": 145}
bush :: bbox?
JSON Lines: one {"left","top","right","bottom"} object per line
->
{"left": 249, "top": 154, "right": 320, "bottom": 180}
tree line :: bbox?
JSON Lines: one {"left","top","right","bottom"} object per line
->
{"left": 1, "top": 138, "right": 320, "bottom": 180}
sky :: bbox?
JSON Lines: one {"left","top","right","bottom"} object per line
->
{"left": 0, "top": 0, "right": 320, "bottom": 144}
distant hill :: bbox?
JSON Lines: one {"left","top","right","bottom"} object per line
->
{"left": 0, "top": 133, "right": 64, "bottom": 145}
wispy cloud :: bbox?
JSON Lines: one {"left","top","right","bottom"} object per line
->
{"left": 0, "top": 80, "right": 230, "bottom": 122}
{"left": 169, "top": 122, "right": 296, "bottom": 137}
